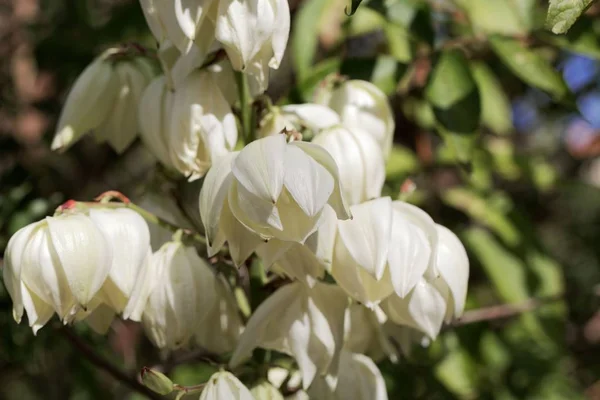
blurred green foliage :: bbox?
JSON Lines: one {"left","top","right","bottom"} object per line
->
{"left": 2, "top": 0, "right": 600, "bottom": 398}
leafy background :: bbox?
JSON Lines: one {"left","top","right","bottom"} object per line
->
{"left": 1, "top": 0, "right": 600, "bottom": 398}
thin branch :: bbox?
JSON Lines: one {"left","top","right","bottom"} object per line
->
{"left": 452, "top": 294, "right": 563, "bottom": 326}
{"left": 59, "top": 326, "right": 162, "bottom": 400}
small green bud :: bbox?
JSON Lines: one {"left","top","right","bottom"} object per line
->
{"left": 141, "top": 367, "right": 174, "bottom": 395}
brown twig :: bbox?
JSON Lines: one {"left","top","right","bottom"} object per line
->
{"left": 59, "top": 326, "right": 162, "bottom": 400}
{"left": 452, "top": 294, "right": 564, "bottom": 326}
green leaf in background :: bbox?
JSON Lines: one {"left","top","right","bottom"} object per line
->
{"left": 425, "top": 50, "right": 481, "bottom": 134}
{"left": 470, "top": 62, "right": 513, "bottom": 135}
{"left": 384, "top": 0, "right": 435, "bottom": 46}
{"left": 345, "top": 0, "right": 364, "bottom": 16}
{"left": 294, "top": 58, "right": 341, "bottom": 101}
{"left": 459, "top": 0, "right": 533, "bottom": 35}
{"left": 346, "top": 6, "right": 386, "bottom": 37}
{"left": 544, "top": 16, "right": 600, "bottom": 59}
{"left": 384, "top": 22, "right": 413, "bottom": 63}
{"left": 292, "top": 0, "right": 329, "bottom": 82}
{"left": 385, "top": 145, "right": 420, "bottom": 180}
{"left": 489, "top": 36, "right": 570, "bottom": 101}
{"left": 546, "top": 0, "right": 595, "bottom": 34}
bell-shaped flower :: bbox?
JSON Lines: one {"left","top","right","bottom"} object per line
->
{"left": 230, "top": 281, "right": 348, "bottom": 390}
{"left": 194, "top": 275, "right": 243, "bottom": 354}
{"left": 435, "top": 224, "right": 469, "bottom": 321}
{"left": 138, "top": 76, "right": 176, "bottom": 169}
{"left": 250, "top": 381, "right": 284, "bottom": 400}
{"left": 3, "top": 212, "right": 113, "bottom": 327}
{"left": 140, "top": 0, "right": 191, "bottom": 52}
{"left": 52, "top": 54, "right": 155, "bottom": 153}
{"left": 308, "top": 350, "right": 388, "bottom": 400}
{"left": 317, "top": 80, "right": 394, "bottom": 157}
{"left": 258, "top": 104, "right": 341, "bottom": 139}
{"left": 199, "top": 135, "right": 350, "bottom": 266}
{"left": 51, "top": 52, "right": 120, "bottom": 152}
{"left": 312, "top": 125, "right": 385, "bottom": 205}
{"left": 214, "top": 0, "right": 290, "bottom": 92}
{"left": 142, "top": 241, "right": 217, "bottom": 349}
{"left": 87, "top": 208, "right": 152, "bottom": 312}
{"left": 200, "top": 371, "right": 253, "bottom": 400}
{"left": 168, "top": 64, "right": 238, "bottom": 180}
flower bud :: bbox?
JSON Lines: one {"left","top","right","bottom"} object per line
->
{"left": 200, "top": 371, "right": 253, "bottom": 400}
{"left": 230, "top": 281, "right": 348, "bottom": 390}
{"left": 317, "top": 80, "right": 394, "bottom": 157}
{"left": 142, "top": 241, "right": 217, "bottom": 349}
{"left": 312, "top": 125, "right": 385, "bottom": 205}
{"left": 257, "top": 104, "right": 341, "bottom": 139}
{"left": 214, "top": 0, "right": 290, "bottom": 92}
{"left": 141, "top": 367, "right": 175, "bottom": 395}
{"left": 51, "top": 55, "right": 120, "bottom": 152}
{"left": 250, "top": 381, "right": 284, "bottom": 400}
{"left": 168, "top": 64, "right": 238, "bottom": 180}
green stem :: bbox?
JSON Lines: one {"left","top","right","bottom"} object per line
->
{"left": 235, "top": 71, "right": 254, "bottom": 144}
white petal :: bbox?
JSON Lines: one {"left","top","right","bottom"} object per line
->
{"left": 337, "top": 198, "right": 392, "bottom": 280}
{"left": 46, "top": 214, "right": 112, "bottom": 308}
{"left": 199, "top": 151, "right": 237, "bottom": 250}
{"left": 89, "top": 208, "right": 151, "bottom": 299}
{"left": 435, "top": 225, "right": 469, "bottom": 318}
{"left": 21, "top": 284, "right": 54, "bottom": 335}
{"left": 281, "top": 104, "right": 340, "bottom": 131}
{"left": 290, "top": 141, "right": 351, "bottom": 220}
{"left": 270, "top": 243, "right": 325, "bottom": 287}
{"left": 219, "top": 198, "right": 264, "bottom": 266}
{"left": 269, "top": 0, "right": 290, "bottom": 69}
{"left": 175, "top": 0, "right": 215, "bottom": 40}
{"left": 284, "top": 145, "right": 333, "bottom": 217}
{"left": 232, "top": 135, "right": 286, "bottom": 203}
{"left": 351, "top": 128, "right": 386, "bottom": 200}
{"left": 228, "top": 179, "right": 280, "bottom": 235}
{"left": 387, "top": 209, "right": 432, "bottom": 298}
{"left": 4, "top": 221, "right": 40, "bottom": 322}
{"left": 331, "top": 234, "right": 394, "bottom": 307}
{"left": 122, "top": 250, "right": 155, "bottom": 321}
{"left": 272, "top": 189, "right": 323, "bottom": 243}
{"left": 200, "top": 371, "right": 253, "bottom": 400}
{"left": 138, "top": 76, "right": 174, "bottom": 167}
{"left": 382, "top": 279, "right": 446, "bottom": 340}
{"left": 304, "top": 205, "right": 338, "bottom": 270}
{"left": 255, "top": 238, "right": 294, "bottom": 268}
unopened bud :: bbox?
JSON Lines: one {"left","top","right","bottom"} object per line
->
{"left": 141, "top": 367, "right": 174, "bottom": 395}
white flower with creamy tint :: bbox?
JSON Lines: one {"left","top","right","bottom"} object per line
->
{"left": 200, "top": 371, "right": 254, "bottom": 400}
{"left": 230, "top": 281, "right": 348, "bottom": 390}
{"left": 142, "top": 241, "right": 217, "bottom": 349}
{"left": 258, "top": 104, "right": 341, "bottom": 138}
{"left": 317, "top": 80, "right": 395, "bottom": 157}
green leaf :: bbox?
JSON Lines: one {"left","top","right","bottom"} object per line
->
{"left": 460, "top": 0, "right": 532, "bottom": 35}
{"left": 489, "top": 36, "right": 570, "bottom": 100}
{"left": 345, "top": 0, "right": 364, "bottom": 16}
{"left": 386, "top": 145, "right": 420, "bottom": 180}
{"left": 546, "top": 0, "right": 595, "bottom": 34}
{"left": 384, "top": 0, "right": 435, "bottom": 46}
{"left": 470, "top": 62, "right": 513, "bottom": 135}
{"left": 543, "top": 17, "right": 600, "bottom": 59}
{"left": 294, "top": 58, "right": 341, "bottom": 101}
{"left": 384, "top": 22, "right": 414, "bottom": 62}
{"left": 462, "top": 228, "right": 530, "bottom": 303}
{"left": 292, "top": 0, "right": 329, "bottom": 82}
{"left": 346, "top": 7, "right": 386, "bottom": 37}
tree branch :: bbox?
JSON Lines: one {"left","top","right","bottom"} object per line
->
{"left": 452, "top": 294, "right": 563, "bottom": 326}
{"left": 59, "top": 326, "right": 162, "bottom": 400}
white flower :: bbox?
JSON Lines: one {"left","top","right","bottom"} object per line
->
{"left": 199, "top": 135, "right": 350, "bottom": 266}
{"left": 317, "top": 80, "right": 394, "bottom": 157}
{"left": 258, "top": 104, "right": 341, "bottom": 138}
{"left": 52, "top": 54, "right": 155, "bottom": 153}
{"left": 139, "top": 0, "right": 191, "bottom": 52}
{"left": 344, "top": 304, "right": 396, "bottom": 363}
{"left": 250, "top": 381, "right": 284, "bottom": 400}
{"left": 3, "top": 212, "right": 113, "bottom": 327}
{"left": 194, "top": 275, "right": 243, "bottom": 354}
{"left": 308, "top": 350, "right": 388, "bottom": 400}
{"left": 51, "top": 54, "right": 120, "bottom": 152}
{"left": 142, "top": 241, "right": 217, "bottom": 349}
{"left": 168, "top": 64, "right": 238, "bottom": 180}
{"left": 230, "top": 281, "right": 348, "bottom": 390}
{"left": 312, "top": 125, "right": 385, "bottom": 205}
{"left": 200, "top": 371, "right": 253, "bottom": 400}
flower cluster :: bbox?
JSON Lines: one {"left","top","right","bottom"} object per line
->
{"left": 3, "top": 0, "right": 472, "bottom": 399}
